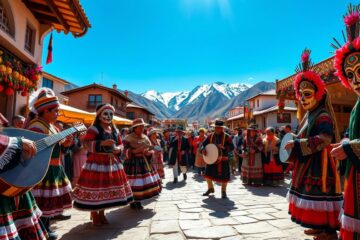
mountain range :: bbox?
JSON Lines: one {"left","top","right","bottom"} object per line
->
{"left": 124, "top": 81, "right": 275, "bottom": 122}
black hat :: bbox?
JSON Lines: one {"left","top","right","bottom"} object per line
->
{"left": 215, "top": 120, "right": 225, "bottom": 128}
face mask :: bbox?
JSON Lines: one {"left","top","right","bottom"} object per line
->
{"left": 100, "top": 109, "right": 114, "bottom": 124}
{"left": 344, "top": 52, "right": 360, "bottom": 96}
{"left": 298, "top": 81, "right": 317, "bottom": 111}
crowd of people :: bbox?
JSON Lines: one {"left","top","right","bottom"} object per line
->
{"left": 1, "top": 4, "right": 360, "bottom": 240}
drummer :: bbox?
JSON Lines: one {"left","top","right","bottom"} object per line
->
{"left": 201, "top": 120, "right": 234, "bottom": 199}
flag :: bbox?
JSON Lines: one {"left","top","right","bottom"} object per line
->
{"left": 46, "top": 33, "right": 53, "bottom": 64}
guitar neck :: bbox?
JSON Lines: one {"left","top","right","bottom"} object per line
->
{"left": 36, "top": 127, "right": 77, "bottom": 151}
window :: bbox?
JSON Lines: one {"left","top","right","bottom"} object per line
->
{"left": 277, "top": 113, "right": 291, "bottom": 123}
{"left": 0, "top": 1, "right": 14, "bottom": 37}
{"left": 257, "top": 99, "right": 260, "bottom": 108}
{"left": 110, "top": 96, "right": 113, "bottom": 105}
{"left": 42, "top": 78, "right": 53, "bottom": 89}
{"left": 25, "top": 24, "right": 35, "bottom": 54}
{"left": 88, "top": 94, "right": 102, "bottom": 107}
{"left": 127, "top": 112, "right": 135, "bottom": 119}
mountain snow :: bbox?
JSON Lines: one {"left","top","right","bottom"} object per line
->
{"left": 141, "top": 82, "right": 251, "bottom": 112}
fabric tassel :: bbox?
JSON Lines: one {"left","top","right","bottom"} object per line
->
{"left": 46, "top": 33, "right": 53, "bottom": 65}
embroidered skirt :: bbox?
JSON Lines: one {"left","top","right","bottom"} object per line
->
{"left": 73, "top": 153, "right": 133, "bottom": 211}
{"left": 204, "top": 160, "right": 230, "bottom": 183}
{"left": 0, "top": 193, "right": 47, "bottom": 240}
{"left": 263, "top": 158, "right": 284, "bottom": 186}
{"left": 151, "top": 153, "right": 165, "bottom": 179}
{"left": 31, "top": 165, "right": 72, "bottom": 217}
{"left": 123, "top": 155, "right": 161, "bottom": 201}
{"left": 241, "top": 153, "right": 263, "bottom": 185}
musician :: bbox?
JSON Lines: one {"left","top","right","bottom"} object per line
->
{"left": 284, "top": 50, "right": 342, "bottom": 239}
{"left": 261, "top": 127, "right": 284, "bottom": 186}
{"left": 73, "top": 104, "right": 134, "bottom": 225}
{"left": 148, "top": 128, "right": 165, "bottom": 179}
{"left": 241, "top": 125, "right": 264, "bottom": 186}
{"left": 0, "top": 133, "right": 48, "bottom": 240}
{"left": 123, "top": 118, "right": 161, "bottom": 209}
{"left": 330, "top": 7, "right": 360, "bottom": 239}
{"left": 201, "top": 120, "right": 234, "bottom": 199}
{"left": 194, "top": 128, "right": 207, "bottom": 175}
{"left": 26, "top": 88, "right": 72, "bottom": 240}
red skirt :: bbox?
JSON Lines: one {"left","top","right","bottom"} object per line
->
{"left": 73, "top": 153, "right": 133, "bottom": 211}
{"left": 339, "top": 170, "right": 360, "bottom": 240}
{"left": 288, "top": 189, "right": 342, "bottom": 231}
{"left": 263, "top": 158, "right": 284, "bottom": 185}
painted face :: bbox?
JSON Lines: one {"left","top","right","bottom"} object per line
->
{"left": 100, "top": 109, "right": 114, "bottom": 124}
{"left": 298, "top": 81, "right": 317, "bottom": 111}
{"left": 344, "top": 52, "right": 360, "bottom": 96}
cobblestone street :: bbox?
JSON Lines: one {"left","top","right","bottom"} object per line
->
{"left": 54, "top": 168, "right": 310, "bottom": 240}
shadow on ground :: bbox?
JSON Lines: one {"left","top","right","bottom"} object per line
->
{"left": 58, "top": 207, "right": 155, "bottom": 240}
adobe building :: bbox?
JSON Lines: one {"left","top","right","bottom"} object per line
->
{"left": 126, "top": 103, "right": 155, "bottom": 124}
{"left": 0, "top": 0, "right": 90, "bottom": 120}
{"left": 61, "top": 83, "right": 132, "bottom": 118}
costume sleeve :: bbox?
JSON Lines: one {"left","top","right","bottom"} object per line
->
{"left": 342, "top": 139, "right": 360, "bottom": 171}
{"left": 294, "top": 113, "right": 333, "bottom": 158}
{"left": 0, "top": 135, "right": 22, "bottom": 171}
{"left": 225, "top": 135, "right": 235, "bottom": 152}
{"left": 200, "top": 136, "right": 210, "bottom": 151}
{"left": 83, "top": 126, "right": 102, "bottom": 153}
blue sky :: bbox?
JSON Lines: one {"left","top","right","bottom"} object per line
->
{"left": 42, "top": 0, "right": 352, "bottom": 93}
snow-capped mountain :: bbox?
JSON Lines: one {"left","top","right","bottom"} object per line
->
{"left": 141, "top": 82, "right": 250, "bottom": 112}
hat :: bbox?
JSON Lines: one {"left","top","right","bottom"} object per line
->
{"left": 30, "top": 88, "right": 60, "bottom": 114}
{"left": 247, "top": 124, "right": 258, "bottom": 131}
{"left": 96, "top": 103, "right": 115, "bottom": 115}
{"left": 198, "top": 128, "right": 206, "bottom": 133}
{"left": 131, "top": 118, "right": 148, "bottom": 128}
{"left": 293, "top": 49, "right": 325, "bottom": 102}
{"left": 175, "top": 126, "right": 185, "bottom": 132}
{"left": 148, "top": 128, "right": 161, "bottom": 136}
{"left": 214, "top": 120, "right": 225, "bottom": 128}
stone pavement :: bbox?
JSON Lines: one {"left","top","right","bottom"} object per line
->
{"left": 54, "top": 168, "right": 311, "bottom": 240}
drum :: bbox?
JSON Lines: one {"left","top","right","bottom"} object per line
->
{"left": 203, "top": 144, "right": 219, "bottom": 165}
{"left": 279, "top": 133, "right": 296, "bottom": 163}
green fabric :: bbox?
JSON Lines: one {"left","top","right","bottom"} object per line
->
{"left": 345, "top": 97, "right": 360, "bottom": 177}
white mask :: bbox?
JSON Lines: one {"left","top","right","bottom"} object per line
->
{"left": 100, "top": 109, "right": 114, "bottom": 124}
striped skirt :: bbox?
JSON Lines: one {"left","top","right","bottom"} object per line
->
{"left": 123, "top": 155, "right": 161, "bottom": 201}
{"left": 0, "top": 192, "right": 47, "bottom": 240}
{"left": 31, "top": 165, "right": 72, "bottom": 217}
{"left": 73, "top": 153, "right": 133, "bottom": 211}
{"left": 241, "top": 153, "right": 263, "bottom": 185}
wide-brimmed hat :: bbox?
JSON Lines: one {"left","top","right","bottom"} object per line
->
{"left": 214, "top": 120, "right": 225, "bottom": 128}
{"left": 148, "top": 128, "right": 161, "bottom": 136}
{"left": 247, "top": 124, "right": 258, "bottom": 131}
{"left": 131, "top": 118, "right": 148, "bottom": 128}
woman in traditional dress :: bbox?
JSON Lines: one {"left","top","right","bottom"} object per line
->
{"left": 73, "top": 104, "right": 133, "bottom": 225}
{"left": 148, "top": 128, "right": 165, "bottom": 179}
{"left": 285, "top": 50, "right": 342, "bottom": 240}
{"left": 26, "top": 88, "right": 72, "bottom": 239}
{"left": 0, "top": 132, "right": 48, "bottom": 240}
{"left": 241, "top": 125, "right": 264, "bottom": 186}
{"left": 261, "top": 127, "right": 284, "bottom": 186}
{"left": 123, "top": 118, "right": 162, "bottom": 209}
{"left": 193, "top": 128, "right": 207, "bottom": 175}
{"left": 331, "top": 6, "right": 360, "bottom": 239}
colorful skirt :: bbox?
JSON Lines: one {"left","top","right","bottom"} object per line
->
{"left": 31, "top": 165, "right": 72, "bottom": 218}
{"left": 204, "top": 160, "right": 230, "bottom": 183}
{"left": 73, "top": 153, "right": 133, "bottom": 211}
{"left": 241, "top": 153, "right": 263, "bottom": 185}
{"left": 123, "top": 155, "right": 161, "bottom": 201}
{"left": 288, "top": 187, "right": 342, "bottom": 231}
{"left": 151, "top": 153, "right": 165, "bottom": 179}
{"left": 263, "top": 159, "right": 284, "bottom": 186}
{"left": 339, "top": 170, "right": 360, "bottom": 240}
{"left": 195, "top": 150, "right": 206, "bottom": 168}
{"left": 0, "top": 193, "right": 47, "bottom": 240}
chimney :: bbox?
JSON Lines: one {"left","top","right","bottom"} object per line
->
{"left": 112, "top": 84, "right": 117, "bottom": 90}
{"left": 124, "top": 90, "right": 128, "bottom": 97}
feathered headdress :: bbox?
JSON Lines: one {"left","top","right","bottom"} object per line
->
{"left": 333, "top": 4, "right": 360, "bottom": 89}
{"left": 294, "top": 49, "right": 326, "bottom": 101}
